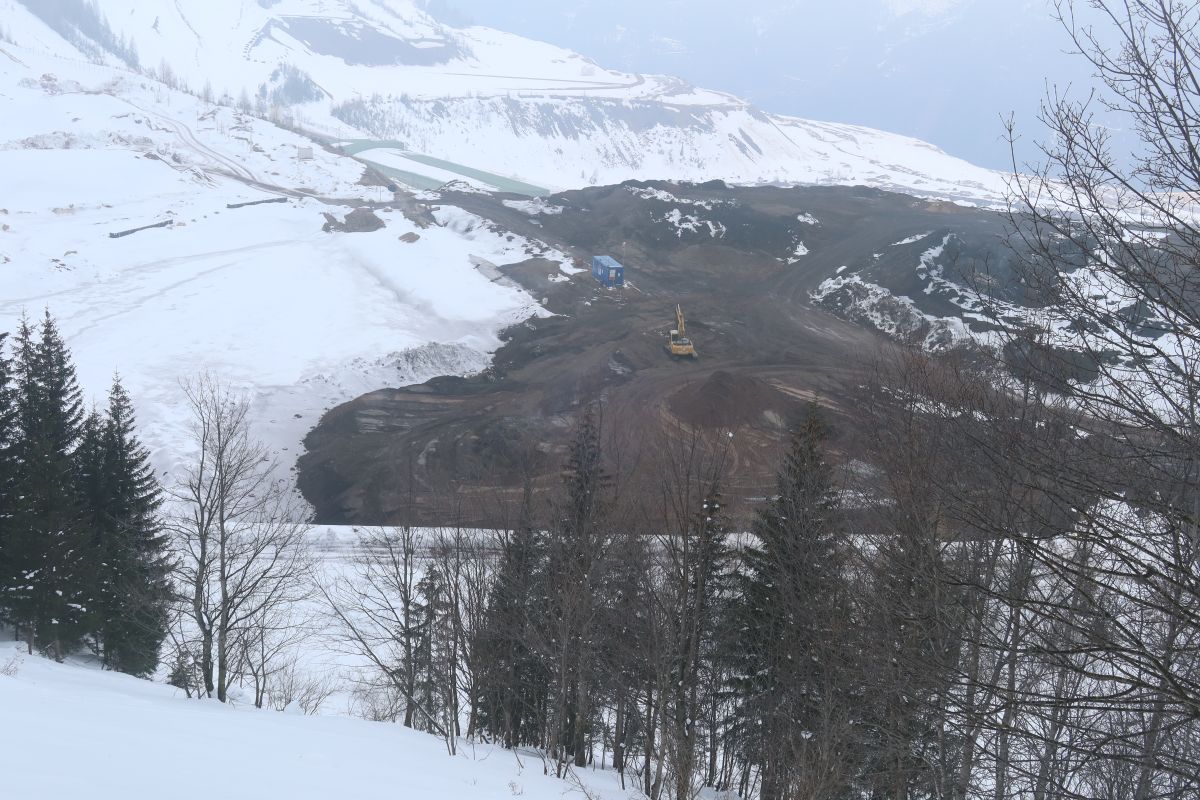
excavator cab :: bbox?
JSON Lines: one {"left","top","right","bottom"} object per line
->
{"left": 667, "top": 304, "right": 697, "bottom": 359}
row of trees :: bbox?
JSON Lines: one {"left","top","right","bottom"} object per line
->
{"left": 321, "top": 395, "right": 956, "bottom": 798}
{"left": 306, "top": 405, "right": 865, "bottom": 794}
{"left": 0, "top": 311, "right": 320, "bottom": 708}
{"left": 0, "top": 318, "right": 316, "bottom": 706}
{"left": 0, "top": 311, "right": 169, "bottom": 673}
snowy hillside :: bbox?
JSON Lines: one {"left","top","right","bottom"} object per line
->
{"left": 0, "top": 26, "right": 559, "bottom": 485}
{"left": 0, "top": 636, "right": 632, "bottom": 800}
{"left": 5, "top": 0, "right": 1008, "bottom": 203}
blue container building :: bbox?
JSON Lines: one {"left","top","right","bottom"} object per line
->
{"left": 592, "top": 255, "right": 625, "bottom": 287}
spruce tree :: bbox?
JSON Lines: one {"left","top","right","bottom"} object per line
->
{"left": 74, "top": 407, "right": 107, "bottom": 650}
{"left": 5, "top": 311, "right": 91, "bottom": 659}
{"left": 413, "top": 563, "right": 455, "bottom": 736}
{"left": 0, "top": 331, "right": 15, "bottom": 620}
{"left": 728, "top": 406, "right": 854, "bottom": 800}
{"left": 76, "top": 408, "right": 107, "bottom": 524}
{"left": 475, "top": 520, "right": 551, "bottom": 748}
{"left": 548, "top": 405, "right": 612, "bottom": 767}
{"left": 87, "top": 377, "right": 169, "bottom": 676}
{"left": 667, "top": 490, "right": 734, "bottom": 799}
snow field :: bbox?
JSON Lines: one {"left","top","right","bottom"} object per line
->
{"left": 0, "top": 634, "right": 634, "bottom": 800}
{"left": 1, "top": 168, "right": 546, "bottom": 484}
{"left": 0, "top": 41, "right": 562, "bottom": 490}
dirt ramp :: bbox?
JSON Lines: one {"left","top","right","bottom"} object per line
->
{"left": 669, "top": 370, "right": 797, "bottom": 430}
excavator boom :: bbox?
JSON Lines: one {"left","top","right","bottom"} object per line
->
{"left": 667, "top": 304, "right": 697, "bottom": 359}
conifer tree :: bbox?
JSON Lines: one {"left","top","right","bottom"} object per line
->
{"left": 4, "top": 311, "right": 91, "bottom": 659}
{"left": 74, "top": 407, "right": 107, "bottom": 648}
{"left": 413, "top": 563, "right": 456, "bottom": 738}
{"left": 594, "top": 524, "right": 653, "bottom": 782}
{"left": 546, "top": 405, "right": 612, "bottom": 768}
{"left": 0, "top": 318, "right": 36, "bottom": 630}
{"left": 666, "top": 490, "right": 734, "bottom": 800}
{"left": 87, "top": 377, "right": 170, "bottom": 676}
{"left": 475, "top": 520, "right": 551, "bottom": 748}
{"left": 0, "top": 331, "right": 14, "bottom": 614}
{"left": 75, "top": 408, "right": 107, "bottom": 523}
{"left": 728, "top": 406, "right": 854, "bottom": 800}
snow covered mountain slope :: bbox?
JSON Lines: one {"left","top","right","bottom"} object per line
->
{"left": 0, "top": 26, "right": 555, "bottom": 485}
{"left": 6, "top": 0, "right": 1008, "bottom": 203}
{"left": 0, "top": 637, "right": 632, "bottom": 800}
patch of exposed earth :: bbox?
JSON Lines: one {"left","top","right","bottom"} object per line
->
{"left": 298, "top": 181, "right": 1025, "bottom": 527}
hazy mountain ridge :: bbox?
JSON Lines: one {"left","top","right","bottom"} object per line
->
{"left": 5, "top": 0, "right": 1008, "bottom": 202}
{"left": 427, "top": 0, "right": 1086, "bottom": 172}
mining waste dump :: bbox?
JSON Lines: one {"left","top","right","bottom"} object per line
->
{"left": 298, "top": 181, "right": 1019, "bottom": 527}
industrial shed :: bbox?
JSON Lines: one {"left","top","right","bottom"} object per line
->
{"left": 592, "top": 255, "right": 625, "bottom": 287}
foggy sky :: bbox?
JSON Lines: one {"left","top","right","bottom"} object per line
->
{"left": 423, "top": 0, "right": 1110, "bottom": 171}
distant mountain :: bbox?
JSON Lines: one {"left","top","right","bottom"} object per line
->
{"left": 8, "top": 0, "right": 1008, "bottom": 202}
{"left": 431, "top": 0, "right": 1101, "bottom": 172}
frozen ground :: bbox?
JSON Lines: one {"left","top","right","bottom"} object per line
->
{"left": 0, "top": 632, "right": 634, "bottom": 800}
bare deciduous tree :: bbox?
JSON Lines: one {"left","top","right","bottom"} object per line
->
{"left": 169, "top": 374, "right": 311, "bottom": 703}
{"left": 984, "top": 1, "right": 1200, "bottom": 794}
{"left": 321, "top": 525, "right": 450, "bottom": 738}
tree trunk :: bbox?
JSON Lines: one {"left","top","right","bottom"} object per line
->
{"left": 613, "top": 689, "right": 626, "bottom": 774}
{"left": 200, "top": 628, "right": 214, "bottom": 698}
{"left": 643, "top": 686, "right": 657, "bottom": 798}
{"left": 216, "top": 625, "right": 229, "bottom": 703}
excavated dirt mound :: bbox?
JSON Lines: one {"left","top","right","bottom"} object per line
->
{"left": 670, "top": 370, "right": 798, "bottom": 430}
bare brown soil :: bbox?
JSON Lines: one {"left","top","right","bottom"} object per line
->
{"left": 669, "top": 371, "right": 800, "bottom": 430}
{"left": 297, "top": 181, "right": 1013, "bottom": 527}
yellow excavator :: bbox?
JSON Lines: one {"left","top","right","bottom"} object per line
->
{"left": 667, "top": 304, "right": 698, "bottom": 359}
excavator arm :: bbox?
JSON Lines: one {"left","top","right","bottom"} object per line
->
{"left": 667, "top": 304, "right": 697, "bottom": 359}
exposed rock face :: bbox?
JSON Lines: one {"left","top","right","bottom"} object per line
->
{"left": 322, "top": 208, "right": 386, "bottom": 233}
